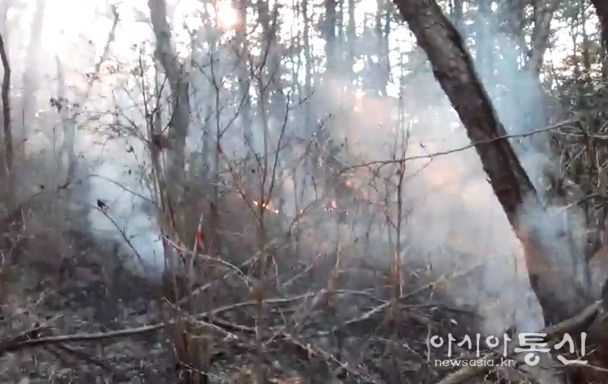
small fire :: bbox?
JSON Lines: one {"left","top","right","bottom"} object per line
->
{"left": 253, "top": 200, "right": 280, "bottom": 214}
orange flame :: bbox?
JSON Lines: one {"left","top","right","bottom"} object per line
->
{"left": 252, "top": 200, "right": 280, "bottom": 214}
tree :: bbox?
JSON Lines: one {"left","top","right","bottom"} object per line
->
{"left": 20, "top": 0, "right": 44, "bottom": 149}
{"left": 590, "top": 0, "right": 608, "bottom": 77}
{"left": 392, "top": 0, "right": 590, "bottom": 324}
{"left": 148, "top": 0, "right": 190, "bottom": 187}
{"left": 0, "top": 32, "right": 11, "bottom": 182}
{"left": 324, "top": 0, "right": 338, "bottom": 72}
{"left": 527, "top": 0, "right": 560, "bottom": 74}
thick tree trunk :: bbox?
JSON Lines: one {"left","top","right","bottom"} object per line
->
{"left": 590, "top": 0, "right": 608, "bottom": 77}
{"left": 392, "top": 0, "right": 590, "bottom": 324}
{"left": 148, "top": 0, "right": 190, "bottom": 185}
{"left": 0, "top": 33, "right": 12, "bottom": 185}
{"left": 147, "top": 3, "right": 200, "bottom": 382}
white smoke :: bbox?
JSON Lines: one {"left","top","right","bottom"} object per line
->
{"left": 6, "top": 0, "right": 583, "bottom": 337}
{"left": 86, "top": 150, "right": 165, "bottom": 277}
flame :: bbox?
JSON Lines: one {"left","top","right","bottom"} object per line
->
{"left": 253, "top": 200, "right": 280, "bottom": 214}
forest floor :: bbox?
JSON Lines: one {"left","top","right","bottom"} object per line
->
{"left": 0, "top": 222, "right": 494, "bottom": 384}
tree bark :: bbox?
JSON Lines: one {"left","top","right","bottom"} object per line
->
{"left": 148, "top": 0, "right": 190, "bottom": 185}
{"left": 0, "top": 32, "right": 12, "bottom": 180}
{"left": 590, "top": 0, "right": 608, "bottom": 77}
{"left": 147, "top": 4, "right": 199, "bottom": 381}
{"left": 392, "top": 0, "right": 590, "bottom": 324}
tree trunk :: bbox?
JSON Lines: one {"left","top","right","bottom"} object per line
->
{"left": 147, "top": 3, "right": 200, "bottom": 382}
{"left": 375, "top": 0, "right": 391, "bottom": 95}
{"left": 392, "top": 0, "right": 590, "bottom": 324}
{"left": 347, "top": 0, "right": 356, "bottom": 78}
{"left": 303, "top": 0, "right": 314, "bottom": 133}
{"left": 526, "top": 0, "right": 559, "bottom": 75}
{"left": 324, "top": 0, "right": 337, "bottom": 72}
{"left": 581, "top": 0, "right": 592, "bottom": 75}
{"left": 0, "top": 5, "right": 7, "bottom": 37}
{"left": 55, "top": 58, "right": 76, "bottom": 185}
{"left": 590, "top": 0, "right": 608, "bottom": 78}
{"left": 257, "top": 0, "right": 285, "bottom": 120}
{"left": 236, "top": 0, "right": 252, "bottom": 145}
{"left": 21, "top": 0, "right": 45, "bottom": 150}
{"left": 475, "top": 0, "right": 493, "bottom": 81}
{"left": 0, "top": 32, "right": 12, "bottom": 181}
{"left": 148, "top": 0, "right": 190, "bottom": 186}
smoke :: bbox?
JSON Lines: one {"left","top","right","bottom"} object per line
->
{"left": 5, "top": 0, "right": 586, "bottom": 336}
{"left": 300, "top": 5, "right": 565, "bottom": 333}
{"left": 86, "top": 140, "right": 165, "bottom": 278}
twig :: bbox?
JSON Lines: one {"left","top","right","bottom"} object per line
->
{"left": 0, "top": 291, "right": 340, "bottom": 354}
{"left": 279, "top": 332, "right": 380, "bottom": 383}
{"left": 544, "top": 300, "right": 602, "bottom": 338}
{"left": 1, "top": 323, "right": 165, "bottom": 352}
{"left": 345, "top": 119, "right": 578, "bottom": 170}
{"left": 319, "top": 264, "right": 482, "bottom": 336}
{"left": 46, "top": 343, "right": 128, "bottom": 380}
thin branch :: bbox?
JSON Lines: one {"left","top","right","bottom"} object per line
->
{"left": 345, "top": 119, "right": 578, "bottom": 171}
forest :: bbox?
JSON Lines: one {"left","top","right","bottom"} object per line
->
{"left": 2, "top": 0, "right": 608, "bottom": 383}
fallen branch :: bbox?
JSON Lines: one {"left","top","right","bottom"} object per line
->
{"left": 0, "top": 322, "right": 165, "bottom": 353}
{"left": 0, "top": 290, "right": 370, "bottom": 354}
{"left": 436, "top": 300, "right": 604, "bottom": 384}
